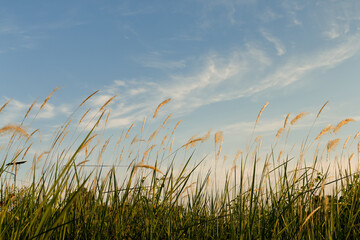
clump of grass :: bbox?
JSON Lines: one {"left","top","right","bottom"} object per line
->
{"left": 1, "top": 91, "right": 360, "bottom": 239}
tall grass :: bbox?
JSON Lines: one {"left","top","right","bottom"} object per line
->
{"left": 1, "top": 91, "right": 360, "bottom": 239}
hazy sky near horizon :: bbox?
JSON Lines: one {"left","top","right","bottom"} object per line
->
{"left": 2, "top": 1, "right": 360, "bottom": 173}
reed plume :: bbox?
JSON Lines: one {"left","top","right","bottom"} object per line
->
{"left": 153, "top": 98, "right": 171, "bottom": 118}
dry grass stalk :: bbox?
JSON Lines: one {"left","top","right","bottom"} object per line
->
{"left": 291, "top": 112, "right": 308, "bottom": 125}
{"left": 161, "top": 134, "right": 168, "bottom": 146}
{"left": 141, "top": 117, "right": 146, "bottom": 134}
{"left": 301, "top": 206, "right": 321, "bottom": 230}
{"left": 277, "top": 150, "right": 283, "bottom": 163}
{"left": 349, "top": 153, "right": 355, "bottom": 162}
{"left": 141, "top": 145, "right": 155, "bottom": 163}
{"left": 104, "top": 110, "right": 111, "bottom": 128}
{"left": 0, "top": 125, "right": 29, "bottom": 138}
{"left": 169, "top": 138, "right": 174, "bottom": 154}
{"left": 76, "top": 160, "right": 89, "bottom": 167}
{"left": 79, "top": 108, "right": 91, "bottom": 125}
{"left": 40, "top": 87, "right": 59, "bottom": 110}
{"left": 354, "top": 130, "right": 360, "bottom": 139}
{"left": 315, "top": 124, "right": 333, "bottom": 140}
{"left": 131, "top": 135, "right": 144, "bottom": 145}
{"left": 327, "top": 138, "right": 340, "bottom": 151}
{"left": 333, "top": 118, "right": 355, "bottom": 134}
{"left": 79, "top": 90, "right": 99, "bottom": 107}
{"left": 256, "top": 102, "right": 269, "bottom": 124}
{"left": 24, "top": 100, "right": 37, "bottom": 120}
{"left": 148, "top": 128, "right": 160, "bottom": 142}
{"left": 153, "top": 98, "right": 171, "bottom": 118}
{"left": 99, "top": 95, "right": 117, "bottom": 111}
{"left": 284, "top": 113, "right": 290, "bottom": 128}
{"left": 161, "top": 114, "right": 172, "bottom": 127}
{"left": 125, "top": 123, "right": 135, "bottom": 138}
{"left": 172, "top": 120, "right": 182, "bottom": 135}
{"left": 255, "top": 135, "right": 262, "bottom": 142}
{"left": 79, "top": 135, "right": 98, "bottom": 152}
{"left": 0, "top": 99, "right": 11, "bottom": 113}
{"left": 215, "top": 131, "right": 224, "bottom": 161}
{"left": 135, "top": 164, "right": 163, "bottom": 174}
{"left": 276, "top": 128, "right": 285, "bottom": 138}
{"left": 343, "top": 136, "right": 351, "bottom": 149}
{"left": 37, "top": 151, "right": 49, "bottom": 163}
{"left": 317, "top": 101, "right": 328, "bottom": 118}
{"left": 22, "top": 143, "right": 33, "bottom": 160}
{"left": 358, "top": 141, "right": 360, "bottom": 153}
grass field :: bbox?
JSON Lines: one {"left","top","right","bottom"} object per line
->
{"left": 1, "top": 90, "right": 360, "bottom": 239}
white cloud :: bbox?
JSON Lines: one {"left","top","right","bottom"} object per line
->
{"left": 260, "top": 29, "right": 286, "bottom": 56}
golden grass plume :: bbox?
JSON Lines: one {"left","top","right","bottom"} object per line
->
{"left": 327, "top": 138, "right": 340, "bottom": 151}
{"left": 256, "top": 102, "right": 269, "bottom": 124}
{"left": 0, "top": 125, "right": 29, "bottom": 138}
{"left": 153, "top": 98, "right": 171, "bottom": 118}
{"left": 290, "top": 112, "right": 308, "bottom": 125}
{"left": 315, "top": 124, "right": 333, "bottom": 140}
{"left": 0, "top": 99, "right": 11, "bottom": 113}
{"left": 333, "top": 118, "right": 355, "bottom": 134}
{"left": 40, "top": 87, "right": 59, "bottom": 110}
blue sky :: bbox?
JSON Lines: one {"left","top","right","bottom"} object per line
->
{"left": 2, "top": 1, "right": 360, "bottom": 182}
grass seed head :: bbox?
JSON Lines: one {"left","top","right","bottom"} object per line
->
{"left": 153, "top": 98, "right": 171, "bottom": 118}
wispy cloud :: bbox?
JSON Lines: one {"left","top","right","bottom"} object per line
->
{"left": 260, "top": 29, "right": 286, "bottom": 56}
{"left": 90, "top": 30, "right": 360, "bottom": 130}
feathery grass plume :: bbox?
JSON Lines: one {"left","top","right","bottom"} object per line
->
{"left": 36, "top": 151, "right": 49, "bottom": 164}
{"left": 125, "top": 123, "right": 135, "bottom": 138}
{"left": 135, "top": 164, "right": 163, "bottom": 174}
{"left": 327, "top": 138, "right": 340, "bottom": 151}
{"left": 79, "top": 108, "right": 91, "bottom": 124}
{"left": 276, "top": 127, "right": 285, "bottom": 138}
{"left": 316, "top": 101, "right": 328, "bottom": 118}
{"left": 153, "top": 98, "right": 171, "bottom": 118}
{"left": 184, "top": 135, "right": 198, "bottom": 150}
{"left": 183, "top": 137, "right": 204, "bottom": 149}
{"left": 255, "top": 135, "right": 262, "bottom": 142}
{"left": 283, "top": 112, "right": 290, "bottom": 128}
{"left": 99, "top": 95, "right": 117, "bottom": 111}
{"left": 290, "top": 112, "right": 308, "bottom": 125}
{"left": 161, "top": 114, "right": 172, "bottom": 127}
{"left": 256, "top": 102, "right": 269, "bottom": 124}
{"left": 277, "top": 150, "right": 283, "bottom": 163}
{"left": 354, "top": 130, "right": 360, "bottom": 139}
{"left": 0, "top": 125, "right": 29, "bottom": 138}
{"left": 79, "top": 90, "right": 99, "bottom": 107}
{"left": 40, "top": 87, "right": 59, "bottom": 110}
{"left": 22, "top": 143, "right": 33, "bottom": 160}
{"left": 23, "top": 100, "right": 37, "bottom": 121}
{"left": 215, "top": 131, "right": 224, "bottom": 161}
{"left": 315, "top": 124, "right": 333, "bottom": 140}
{"left": 343, "top": 136, "right": 351, "bottom": 149}
{"left": 104, "top": 110, "right": 111, "bottom": 128}
{"left": 148, "top": 128, "right": 160, "bottom": 142}
{"left": 161, "top": 134, "right": 168, "bottom": 146}
{"left": 0, "top": 99, "right": 11, "bottom": 113}
{"left": 169, "top": 138, "right": 174, "bottom": 154}
{"left": 141, "top": 117, "right": 146, "bottom": 133}
{"left": 172, "top": 120, "right": 182, "bottom": 135}
{"left": 333, "top": 118, "right": 355, "bottom": 134}
{"left": 141, "top": 145, "right": 155, "bottom": 163}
